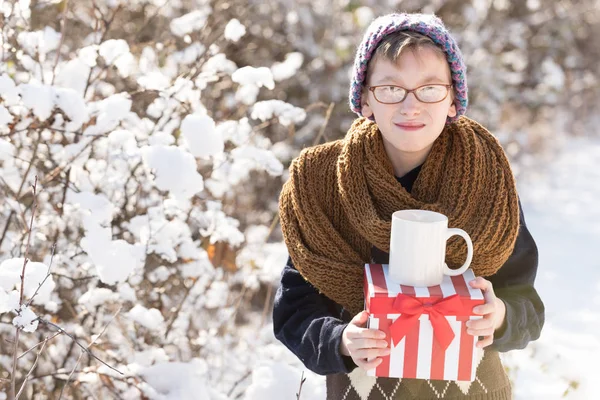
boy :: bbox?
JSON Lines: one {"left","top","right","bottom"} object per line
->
{"left": 275, "top": 13, "right": 544, "bottom": 399}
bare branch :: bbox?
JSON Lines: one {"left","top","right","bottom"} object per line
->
{"left": 50, "top": 0, "right": 71, "bottom": 85}
{"left": 18, "top": 331, "right": 62, "bottom": 360}
{"left": 15, "top": 335, "right": 50, "bottom": 399}
{"left": 36, "top": 317, "right": 124, "bottom": 376}
{"left": 296, "top": 371, "right": 306, "bottom": 400}
{"left": 10, "top": 175, "right": 39, "bottom": 400}
{"left": 58, "top": 307, "right": 122, "bottom": 400}
{"left": 25, "top": 243, "right": 56, "bottom": 308}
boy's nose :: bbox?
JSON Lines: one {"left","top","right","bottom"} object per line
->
{"left": 399, "top": 92, "right": 422, "bottom": 116}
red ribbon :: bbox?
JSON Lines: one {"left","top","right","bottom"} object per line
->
{"left": 389, "top": 294, "right": 465, "bottom": 351}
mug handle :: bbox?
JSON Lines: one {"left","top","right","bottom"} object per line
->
{"left": 442, "top": 228, "right": 473, "bottom": 276}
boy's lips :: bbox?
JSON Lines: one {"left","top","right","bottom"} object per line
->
{"left": 394, "top": 122, "right": 425, "bottom": 131}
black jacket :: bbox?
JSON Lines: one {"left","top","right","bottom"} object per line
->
{"left": 273, "top": 164, "right": 545, "bottom": 375}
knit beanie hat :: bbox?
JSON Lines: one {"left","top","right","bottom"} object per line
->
{"left": 348, "top": 13, "right": 468, "bottom": 123}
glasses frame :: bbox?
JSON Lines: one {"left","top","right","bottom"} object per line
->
{"left": 367, "top": 84, "right": 453, "bottom": 104}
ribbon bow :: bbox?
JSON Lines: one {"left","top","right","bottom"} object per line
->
{"left": 389, "top": 294, "right": 465, "bottom": 351}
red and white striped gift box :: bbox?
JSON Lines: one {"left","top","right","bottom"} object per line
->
{"left": 363, "top": 264, "right": 485, "bottom": 381}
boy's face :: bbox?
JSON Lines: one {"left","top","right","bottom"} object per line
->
{"left": 361, "top": 47, "right": 457, "bottom": 157}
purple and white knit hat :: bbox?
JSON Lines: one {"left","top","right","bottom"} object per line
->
{"left": 349, "top": 13, "right": 468, "bottom": 123}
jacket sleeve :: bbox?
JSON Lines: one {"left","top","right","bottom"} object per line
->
{"left": 272, "top": 258, "right": 358, "bottom": 375}
{"left": 489, "top": 199, "right": 545, "bottom": 352}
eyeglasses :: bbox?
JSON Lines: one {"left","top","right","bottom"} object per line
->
{"left": 367, "top": 84, "right": 453, "bottom": 104}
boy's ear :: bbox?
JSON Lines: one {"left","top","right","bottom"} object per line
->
{"left": 447, "top": 90, "right": 457, "bottom": 118}
{"left": 361, "top": 91, "right": 374, "bottom": 118}
{"left": 447, "top": 102, "right": 457, "bottom": 118}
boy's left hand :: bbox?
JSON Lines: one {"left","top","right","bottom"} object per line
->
{"left": 466, "top": 277, "right": 506, "bottom": 349}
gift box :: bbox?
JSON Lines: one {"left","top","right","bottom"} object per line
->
{"left": 364, "top": 264, "right": 484, "bottom": 381}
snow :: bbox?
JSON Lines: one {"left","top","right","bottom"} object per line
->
{"left": 0, "top": 105, "right": 13, "bottom": 128}
{"left": 201, "top": 53, "right": 237, "bottom": 76}
{"left": 17, "top": 26, "right": 61, "bottom": 57}
{"left": 54, "top": 58, "right": 92, "bottom": 95}
{"left": 19, "top": 83, "right": 55, "bottom": 121}
{"left": 232, "top": 66, "right": 275, "bottom": 90}
{"left": 170, "top": 43, "right": 206, "bottom": 66}
{"left": 244, "top": 362, "right": 326, "bottom": 400}
{"left": 84, "top": 93, "right": 132, "bottom": 136}
{"left": 0, "top": 258, "right": 55, "bottom": 306}
{"left": 224, "top": 19, "right": 246, "bottom": 42}
{"left": 54, "top": 87, "right": 89, "bottom": 131}
{"left": 0, "top": 139, "right": 15, "bottom": 160}
{"left": 99, "top": 39, "right": 129, "bottom": 65}
{"left": 80, "top": 217, "right": 145, "bottom": 285}
{"left": 216, "top": 118, "right": 252, "bottom": 146}
{"left": 141, "top": 145, "right": 205, "bottom": 200}
{"left": 78, "top": 288, "right": 118, "bottom": 308}
{"left": 78, "top": 45, "right": 99, "bottom": 67}
{"left": 138, "top": 71, "right": 171, "bottom": 90}
{"left": 231, "top": 65, "right": 277, "bottom": 105}
{"left": 180, "top": 114, "right": 224, "bottom": 158}
{"left": 0, "top": 289, "right": 19, "bottom": 314}
{"left": 169, "top": 7, "right": 212, "bottom": 37}
{"left": 251, "top": 100, "right": 307, "bottom": 126}
{"left": 127, "top": 304, "right": 166, "bottom": 332}
{"left": 66, "top": 191, "right": 115, "bottom": 225}
{"left": 13, "top": 305, "right": 38, "bottom": 333}
{"left": 235, "top": 84, "right": 261, "bottom": 106}
{"left": 197, "top": 201, "right": 244, "bottom": 246}
{"left": 500, "top": 137, "right": 600, "bottom": 399}
{"left": 203, "top": 281, "right": 229, "bottom": 309}
{"left": 271, "top": 52, "right": 304, "bottom": 82}
{"left": 230, "top": 145, "right": 284, "bottom": 178}
{"left": 0, "top": 74, "right": 20, "bottom": 105}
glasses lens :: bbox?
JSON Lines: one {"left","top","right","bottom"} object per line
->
{"left": 415, "top": 85, "right": 448, "bottom": 103}
{"left": 374, "top": 86, "right": 406, "bottom": 103}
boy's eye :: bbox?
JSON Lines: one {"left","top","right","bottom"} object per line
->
{"left": 420, "top": 85, "right": 439, "bottom": 92}
{"left": 382, "top": 86, "right": 403, "bottom": 93}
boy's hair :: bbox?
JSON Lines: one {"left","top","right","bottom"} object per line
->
{"left": 348, "top": 13, "right": 468, "bottom": 123}
{"left": 364, "top": 30, "right": 449, "bottom": 87}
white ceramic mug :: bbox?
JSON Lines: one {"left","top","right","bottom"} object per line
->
{"left": 388, "top": 209, "right": 473, "bottom": 287}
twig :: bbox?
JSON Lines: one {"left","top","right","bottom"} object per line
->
{"left": 50, "top": 0, "right": 70, "bottom": 85}
{"left": 134, "top": 0, "right": 170, "bottom": 42}
{"left": 18, "top": 176, "right": 38, "bottom": 306}
{"left": 228, "top": 370, "right": 252, "bottom": 397}
{"left": 52, "top": 273, "right": 97, "bottom": 282}
{"left": 296, "top": 371, "right": 306, "bottom": 400}
{"left": 40, "top": 136, "right": 101, "bottom": 187}
{"left": 14, "top": 132, "right": 41, "bottom": 199}
{"left": 227, "top": 284, "right": 248, "bottom": 326}
{"left": 259, "top": 284, "right": 273, "bottom": 330}
{"left": 15, "top": 335, "right": 50, "bottom": 399}
{"left": 36, "top": 318, "right": 123, "bottom": 375}
{"left": 0, "top": 210, "right": 15, "bottom": 250}
{"left": 18, "top": 331, "right": 62, "bottom": 360}
{"left": 164, "top": 278, "right": 197, "bottom": 339}
{"left": 10, "top": 176, "right": 39, "bottom": 400}
{"left": 312, "top": 102, "right": 335, "bottom": 147}
{"left": 25, "top": 243, "right": 56, "bottom": 308}
{"left": 58, "top": 307, "right": 122, "bottom": 400}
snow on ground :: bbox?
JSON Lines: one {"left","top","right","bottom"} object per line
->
{"left": 503, "top": 137, "right": 600, "bottom": 399}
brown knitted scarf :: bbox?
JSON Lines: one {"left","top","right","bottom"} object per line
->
{"left": 279, "top": 116, "right": 520, "bottom": 315}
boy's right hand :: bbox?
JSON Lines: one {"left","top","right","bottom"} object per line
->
{"left": 340, "top": 310, "right": 390, "bottom": 371}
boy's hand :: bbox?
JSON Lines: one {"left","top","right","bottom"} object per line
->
{"left": 340, "top": 311, "right": 390, "bottom": 371}
{"left": 467, "top": 277, "right": 507, "bottom": 348}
